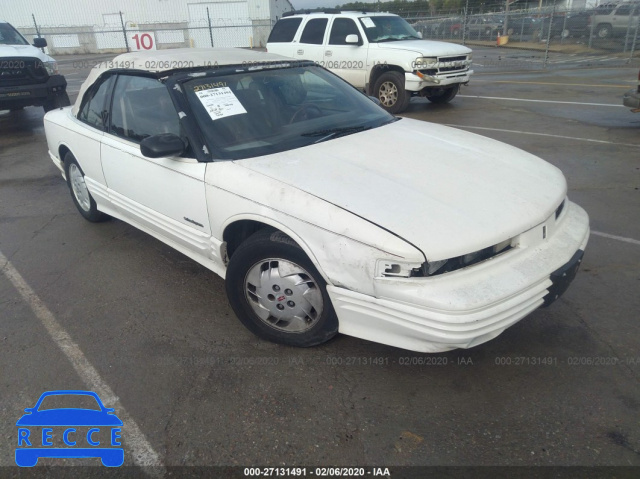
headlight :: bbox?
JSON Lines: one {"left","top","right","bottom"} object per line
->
{"left": 376, "top": 260, "right": 424, "bottom": 278}
{"left": 42, "top": 61, "right": 58, "bottom": 75}
{"left": 413, "top": 57, "right": 437, "bottom": 69}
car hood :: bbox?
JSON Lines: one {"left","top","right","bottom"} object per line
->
{"left": 16, "top": 409, "right": 123, "bottom": 426}
{"left": 374, "top": 40, "right": 471, "bottom": 56}
{"left": 235, "top": 119, "right": 566, "bottom": 260}
{"left": 0, "top": 44, "right": 53, "bottom": 62}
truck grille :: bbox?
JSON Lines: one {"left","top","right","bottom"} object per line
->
{"left": 436, "top": 55, "right": 470, "bottom": 73}
{"left": 0, "top": 57, "right": 49, "bottom": 87}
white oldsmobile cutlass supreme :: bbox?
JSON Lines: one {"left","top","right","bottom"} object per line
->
{"left": 44, "top": 48, "right": 590, "bottom": 353}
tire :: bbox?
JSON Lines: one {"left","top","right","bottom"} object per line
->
{"left": 426, "top": 84, "right": 459, "bottom": 104}
{"left": 64, "top": 152, "right": 109, "bottom": 222}
{"left": 43, "top": 91, "right": 71, "bottom": 113}
{"left": 225, "top": 229, "right": 339, "bottom": 348}
{"left": 596, "top": 24, "right": 612, "bottom": 39}
{"left": 372, "top": 71, "right": 410, "bottom": 114}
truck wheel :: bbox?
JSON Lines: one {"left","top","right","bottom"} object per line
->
{"left": 373, "top": 72, "right": 410, "bottom": 114}
{"left": 43, "top": 92, "right": 70, "bottom": 113}
{"left": 596, "top": 24, "right": 612, "bottom": 39}
{"left": 426, "top": 84, "right": 459, "bottom": 104}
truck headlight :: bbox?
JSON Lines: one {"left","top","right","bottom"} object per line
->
{"left": 413, "top": 57, "right": 437, "bottom": 69}
{"left": 42, "top": 61, "right": 58, "bottom": 75}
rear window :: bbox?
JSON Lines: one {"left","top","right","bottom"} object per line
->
{"left": 268, "top": 18, "right": 302, "bottom": 43}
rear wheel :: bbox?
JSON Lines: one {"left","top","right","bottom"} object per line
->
{"left": 225, "top": 229, "right": 338, "bottom": 347}
{"left": 596, "top": 24, "right": 612, "bottom": 39}
{"left": 64, "top": 153, "right": 109, "bottom": 222}
{"left": 426, "top": 84, "right": 459, "bottom": 104}
{"left": 372, "top": 71, "right": 410, "bottom": 114}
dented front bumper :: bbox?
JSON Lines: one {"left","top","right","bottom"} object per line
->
{"left": 328, "top": 201, "right": 589, "bottom": 353}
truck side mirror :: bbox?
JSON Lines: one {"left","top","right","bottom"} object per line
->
{"left": 33, "top": 37, "right": 47, "bottom": 48}
{"left": 345, "top": 34, "right": 361, "bottom": 45}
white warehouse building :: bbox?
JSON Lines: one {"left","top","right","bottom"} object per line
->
{"left": 2, "top": 0, "right": 294, "bottom": 54}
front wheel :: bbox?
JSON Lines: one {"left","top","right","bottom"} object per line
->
{"left": 225, "top": 229, "right": 338, "bottom": 348}
{"left": 64, "top": 153, "right": 109, "bottom": 222}
{"left": 372, "top": 71, "right": 410, "bottom": 114}
{"left": 43, "top": 92, "right": 70, "bottom": 113}
{"left": 425, "top": 84, "right": 460, "bottom": 104}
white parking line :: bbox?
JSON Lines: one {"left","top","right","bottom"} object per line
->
{"left": 458, "top": 95, "right": 625, "bottom": 107}
{"left": 0, "top": 249, "right": 165, "bottom": 475}
{"left": 592, "top": 231, "right": 640, "bottom": 246}
{"left": 443, "top": 124, "right": 640, "bottom": 148}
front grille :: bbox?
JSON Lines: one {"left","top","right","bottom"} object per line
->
{"left": 435, "top": 55, "right": 470, "bottom": 74}
{"left": 0, "top": 57, "right": 49, "bottom": 87}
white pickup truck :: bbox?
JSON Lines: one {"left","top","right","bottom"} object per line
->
{"left": 267, "top": 11, "right": 473, "bottom": 113}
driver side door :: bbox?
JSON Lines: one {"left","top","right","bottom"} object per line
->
{"left": 100, "top": 73, "right": 212, "bottom": 256}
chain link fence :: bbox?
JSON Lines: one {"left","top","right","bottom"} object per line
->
{"left": 8, "top": 1, "right": 640, "bottom": 64}
{"left": 12, "top": 10, "right": 274, "bottom": 55}
{"left": 408, "top": 2, "right": 640, "bottom": 62}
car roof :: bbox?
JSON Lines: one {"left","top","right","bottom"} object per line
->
{"left": 72, "top": 47, "right": 293, "bottom": 116}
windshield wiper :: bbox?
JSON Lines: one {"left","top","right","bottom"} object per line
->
{"left": 301, "top": 125, "right": 371, "bottom": 143}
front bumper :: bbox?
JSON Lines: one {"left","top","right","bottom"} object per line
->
{"left": 623, "top": 88, "right": 640, "bottom": 111}
{"left": 0, "top": 74, "right": 67, "bottom": 109}
{"left": 329, "top": 201, "right": 589, "bottom": 353}
{"left": 405, "top": 70, "right": 473, "bottom": 91}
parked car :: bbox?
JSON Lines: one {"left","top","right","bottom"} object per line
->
{"left": 506, "top": 15, "right": 543, "bottom": 36}
{"left": 437, "top": 17, "right": 464, "bottom": 37}
{"left": 267, "top": 11, "right": 473, "bottom": 113}
{"left": 623, "top": 68, "right": 640, "bottom": 112}
{"left": 0, "top": 20, "right": 69, "bottom": 112}
{"left": 43, "top": 48, "right": 589, "bottom": 353}
{"left": 591, "top": 1, "right": 640, "bottom": 39}
{"left": 539, "top": 11, "right": 592, "bottom": 38}
{"left": 465, "top": 15, "right": 504, "bottom": 38}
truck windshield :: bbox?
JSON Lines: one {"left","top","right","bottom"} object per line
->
{"left": 182, "top": 65, "right": 394, "bottom": 160}
{"left": 0, "top": 23, "right": 29, "bottom": 45}
{"left": 359, "top": 16, "right": 421, "bottom": 43}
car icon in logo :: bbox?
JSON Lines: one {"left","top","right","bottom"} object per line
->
{"left": 16, "top": 390, "right": 124, "bottom": 467}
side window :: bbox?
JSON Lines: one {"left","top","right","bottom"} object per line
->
{"left": 109, "top": 75, "right": 180, "bottom": 143}
{"left": 300, "top": 18, "right": 328, "bottom": 45}
{"left": 616, "top": 5, "right": 631, "bottom": 15}
{"left": 78, "top": 75, "right": 114, "bottom": 130}
{"left": 329, "top": 18, "right": 360, "bottom": 45}
{"left": 268, "top": 18, "right": 302, "bottom": 42}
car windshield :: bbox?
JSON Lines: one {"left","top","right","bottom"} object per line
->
{"left": 0, "top": 23, "right": 29, "bottom": 45}
{"left": 182, "top": 65, "right": 395, "bottom": 160}
{"left": 37, "top": 394, "right": 102, "bottom": 411}
{"left": 359, "top": 16, "right": 421, "bottom": 42}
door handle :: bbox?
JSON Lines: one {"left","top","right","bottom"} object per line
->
{"left": 297, "top": 49, "right": 304, "bottom": 55}
{"left": 325, "top": 50, "right": 332, "bottom": 56}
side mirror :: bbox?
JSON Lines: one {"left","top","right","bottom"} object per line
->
{"left": 33, "top": 37, "right": 47, "bottom": 48}
{"left": 368, "top": 96, "right": 381, "bottom": 106}
{"left": 140, "top": 133, "right": 185, "bottom": 158}
{"left": 417, "top": 31, "right": 423, "bottom": 38}
{"left": 345, "top": 34, "right": 361, "bottom": 45}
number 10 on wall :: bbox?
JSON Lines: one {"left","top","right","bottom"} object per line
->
{"left": 127, "top": 32, "right": 156, "bottom": 51}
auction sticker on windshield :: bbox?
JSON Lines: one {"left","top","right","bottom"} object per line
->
{"left": 195, "top": 87, "right": 247, "bottom": 121}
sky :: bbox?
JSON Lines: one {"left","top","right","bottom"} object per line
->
{"left": 290, "top": 0, "right": 390, "bottom": 12}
